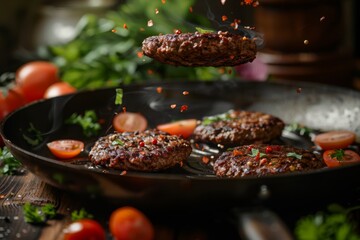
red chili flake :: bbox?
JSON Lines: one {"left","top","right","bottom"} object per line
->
{"left": 265, "top": 146, "right": 273, "bottom": 154}
{"left": 156, "top": 87, "right": 163, "bottom": 94}
{"left": 255, "top": 152, "right": 260, "bottom": 161}
{"left": 230, "top": 19, "right": 241, "bottom": 30}
{"left": 120, "top": 170, "right": 127, "bottom": 175}
{"left": 202, "top": 156, "right": 210, "bottom": 164}
{"left": 320, "top": 16, "right": 326, "bottom": 22}
{"left": 229, "top": 55, "right": 235, "bottom": 60}
{"left": 222, "top": 15, "right": 228, "bottom": 22}
{"left": 137, "top": 51, "right": 143, "bottom": 58}
{"left": 221, "top": 0, "right": 226, "bottom": 5}
{"left": 122, "top": 106, "right": 127, "bottom": 113}
{"left": 155, "top": 8, "right": 159, "bottom": 14}
{"left": 180, "top": 105, "right": 188, "bottom": 112}
{"left": 296, "top": 87, "right": 302, "bottom": 93}
{"left": 189, "top": 6, "right": 193, "bottom": 13}
{"left": 111, "top": 29, "right": 117, "bottom": 33}
{"left": 139, "top": 141, "right": 145, "bottom": 147}
{"left": 152, "top": 138, "right": 158, "bottom": 145}
{"left": 123, "top": 23, "right": 128, "bottom": 29}
{"left": 304, "top": 40, "right": 309, "bottom": 45}
{"left": 170, "top": 104, "right": 177, "bottom": 109}
{"left": 174, "top": 29, "right": 182, "bottom": 34}
{"left": 182, "top": 91, "right": 189, "bottom": 95}
{"left": 161, "top": 0, "right": 166, "bottom": 3}
{"left": 273, "top": 145, "right": 281, "bottom": 151}
{"left": 247, "top": 145, "right": 253, "bottom": 151}
{"left": 147, "top": 69, "right": 154, "bottom": 75}
{"left": 179, "top": 161, "right": 183, "bottom": 167}
{"left": 147, "top": 20, "right": 154, "bottom": 27}
{"left": 244, "top": 0, "right": 253, "bottom": 5}
{"left": 259, "top": 158, "right": 267, "bottom": 166}
{"left": 232, "top": 149, "right": 243, "bottom": 156}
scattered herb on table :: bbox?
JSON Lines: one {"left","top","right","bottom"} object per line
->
{"left": 294, "top": 204, "right": 360, "bottom": 240}
{"left": 66, "top": 110, "right": 101, "bottom": 137}
{"left": 71, "top": 208, "right": 94, "bottom": 221}
{"left": 0, "top": 147, "right": 22, "bottom": 175}
{"left": 23, "top": 203, "right": 57, "bottom": 224}
{"left": 286, "top": 152, "right": 302, "bottom": 160}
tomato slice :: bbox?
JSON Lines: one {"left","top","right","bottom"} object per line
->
{"left": 47, "top": 140, "right": 84, "bottom": 159}
{"left": 314, "top": 130, "right": 356, "bottom": 150}
{"left": 156, "top": 119, "right": 197, "bottom": 139}
{"left": 63, "top": 219, "right": 106, "bottom": 240}
{"left": 113, "top": 112, "right": 147, "bottom": 133}
{"left": 323, "top": 149, "right": 360, "bottom": 168}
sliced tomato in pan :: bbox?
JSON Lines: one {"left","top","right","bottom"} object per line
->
{"left": 47, "top": 139, "right": 84, "bottom": 159}
{"left": 314, "top": 130, "right": 356, "bottom": 150}
{"left": 157, "top": 119, "right": 197, "bottom": 139}
{"left": 323, "top": 149, "right": 360, "bottom": 168}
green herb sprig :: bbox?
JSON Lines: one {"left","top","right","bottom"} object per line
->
{"left": 248, "top": 148, "right": 267, "bottom": 158}
{"left": 286, "top": 152, "right": 302, "bottom": 160}
{"left": 330, "top": 149, "right": 345, "bottom": 161}
{"left": 71, "top": 208, "right": 94, "bottom": 221}
{"left": 0, "top": 147, "right": 22, "bottom": 175}
{"left": 66, "top": 110, "right": 101, "bottom": 137}
{"left": 202, "top": 112, "right": 232, "bottom": 125}
{"left": 23, "top": 203, "right": 57, "bottom": 224}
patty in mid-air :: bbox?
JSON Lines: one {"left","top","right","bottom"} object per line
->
{"left": 142, "top": 31, "right": 257, "bottom": 67}
{"left": 214, "top": 144, "right": 325, "bottom": 178}
{"left": 193, "top": 110, "right": 285, "bottom": 147}
{"left": 89, "top": 129, "right": 192, "bottom": 171}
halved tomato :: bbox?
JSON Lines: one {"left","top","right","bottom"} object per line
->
{"left": 314, "top": 130, "right": 356, "bottom": 150}
{"left": 156, "top": 119, "right": 197, "bottom": 139}
{"left": 63, "top": 219, "right": 106, "bottom": 240}
{"left": 113, "top": 112, "right": 147, "bottom": 133}
{"left": 323, "top": 149, "right": 360, "bottom": 168}
{"left": 47, "top": 139, "right": 84, "bottom": 159}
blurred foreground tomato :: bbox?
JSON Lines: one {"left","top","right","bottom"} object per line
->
{"left": 16, "top": 61, "right": 60, "bottom": 102}
{"left": 44, "top": 82, "right": 76, "bottom": 98}
{"left": 63, "top": 219, "right": 106, "bottom": 240}
{"left": 314, "top": 130, "right": 356, "bottom": 150}
{"left": 109, "top": 206, "right": 154, "bottom": 240}
{"left": 0, "top": 87, "right": 25, "bottom": 119}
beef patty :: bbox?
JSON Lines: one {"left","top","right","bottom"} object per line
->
{"left": 193, "top": 110, "right": 285, "bottom": 147}
{"left": 214, "top": 144, "right": 325, "bottom": 177}
{"left": 88, "top": 129, "right": 192, "bottom": 171}
{"left": 142, "top": 31, "right": 257, "bottom": 67}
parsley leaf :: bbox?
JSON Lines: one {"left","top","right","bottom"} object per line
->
{"left": 112, "top": 139, "right": 124, "bottom": 146}
{"left": 195, "top": 27, "right": 214, "bottom": 34}
{"left": 202, "top": 112, "right": 232, "bottom": 125}
{"left": 115, "top": 88, "right": 123, "bottom": 105}
{"left": 23, "top": 203, "right": 57, "bottom": 224}
{"left": 71, "top": 208, "right": 94, "bottom": 221}
{"left": 0, "top": 147, "right": 22, "bottom": 175}
{"left": 287, "top": 152, "right": 302, "bottom": 160}
{"left": 330, "top": 149, "right": 345, "bottom": 161}
{"left": 248, "top": 148, "right": 266, "bottom": 158}
{"left": 66, "top": 110, "right": 101, "bottom": 137}
{"left": 22, "top": 123, "right": 43, "bottom": 146}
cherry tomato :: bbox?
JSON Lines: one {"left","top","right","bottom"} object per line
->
{"left": 0, "top": 87, "right": 25, "bottom": 119}
{"left": 113, "top": 112, "right": 147, "bottom": 133}
{"left": 156, "top": 119, "right": 197, "bottom": 139}
{"left": 323, "top": 149, "right": 360, "bottom": 168}
{"left": 63, "top": 219, "right": 106, "bottom": 240}
{"left": 44, "top": 82, "right": 76, "bottom": 98}
{"left": 47, "top": 139, "right": 84, "bottom": 159}
{"left": 16, "top": 61, "right": 60, "bottom": 102}
{"left": 314, "top": 130, "right": 356, "bottom": 150}
{"left": 109, "top": 206, "right": 154, "bottom": 240}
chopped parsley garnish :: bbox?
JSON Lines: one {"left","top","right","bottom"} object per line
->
{"left": 71, "top": 208, "right": 94, "bottom": 221}
{"left": 330, "top": 149, "right": 345, "bottom": 161}
{"left": 115, "top": 88, "right": 123, "bottom": 105}
{"left": 287, "top": 152, "right": 302, "bottom": 160}
{"left": 202, "top": 112, "right": 232, "bottom": 125}
{"left": 294, "top": 204, "right": 360, "bottom": 240}
{"left": 22, "top": 123, "right": 43, "bottom": 146}
{"left": 195, "top": 27, "right": 214, "bottom": 33}
{"left": 0, "top": 147, "right": 22, "bottom": 175}
{"left": 66, "top": 110, "right": 101, "bottom": 137}
{"left": 248, "top": 148, "right": 266, "bottom": 158}
{"left": 112, "top": 139, "right": 124, "bottom": 146}
{"left": 23, "top": 203, "right": 57, "bottom": 224}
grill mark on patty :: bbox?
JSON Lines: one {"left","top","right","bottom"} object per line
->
{"left": 214, "top": 144, "right": 325, "bottom": 178}
{"left": 89, "top": 129, "right": 192, "bottom": 171}
{"left": 142, "top": 31, "right": 257, "bottom": 67}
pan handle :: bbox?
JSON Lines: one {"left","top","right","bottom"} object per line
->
{"left": 235, "top": 207, "right": 294, "bottom": 240}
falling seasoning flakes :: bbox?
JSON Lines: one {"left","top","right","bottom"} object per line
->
{"left": 174, "top": 29, "right": 182, "bottom": 34}
{"left": 230, "top": 19, "right": 240, "bottom": 30}
{"left": 123, "top": 23, "right": 128, "bottom": 29}
{"left": 180, "top": 105, "right": 188, "bottom": 112}
{"left": 202, "top": 156, "right": 210, "bottom": 164}
{"left": 156, "top": 87, "right": 163, "bottom": 94}
{"left": 320, "top": 16, "right": 326, "bottom": 22}
{"left": 111, "top": 29, "right": 117, "bottom": 33}
{"left": 244, "top": 0, "right": 253, "bottom": 5}
{"left": 155, "top": 8, "right": 159, "bottom": 14}
{"left": 137, "top": 51, "right": 143, "bottom": 58}
{"left": 221, "top": 0, "right": 226, "bottom": 5}
{"left": 147, "top": 20, "right": 154, "bottom": 27}
{"left": 120, "top": 170, "right": 127, "bottom": 175}
{"left": 252, "top": 1, "right": 260, "bottom": 7}
{"left": 182, "top": 91, "right": 189, "bottom": 96}
{"left": 304, "top": 39, "right": 309, "bottom": 45}
{"left": 122, "top": 106, "right": 127, "bottom": 113}
{"left": 170, "top": 104, "right": 177, "bottom": 109}
{"left": 222, "top": 15, "right": 228, "bottom": 21}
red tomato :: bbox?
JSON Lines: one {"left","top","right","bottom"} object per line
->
{"left": 0, "top": 87, "right": 26, "bottom": 119}
{"left": 109, "top": 206, "right": 154, "bottom": 240}
{"left": 44, "top": 82, "right": 76, "bottom": 98}
{"left": 47, "top": 139, "right": 84, "bottom": 159}
{"left": 16, "top": 61, "right": 60, "bottom": 102}
{"left": 113, "top": 112, "right": 147, "bottom": 133}
{"left": 156, "top": 119, "right": 197, "bottom": 139}
{"left": 63, "top": 219, "right": 106, "bottom": 240}
{"left": 323, "top": 149, "right": 360, "bottom": 168}
{"left": 314, "top": 130, "right": 356, "bottom": 150}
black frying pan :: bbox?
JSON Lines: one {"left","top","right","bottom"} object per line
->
{"left": 1, "top": 80, "right": 360, "bottom": 208}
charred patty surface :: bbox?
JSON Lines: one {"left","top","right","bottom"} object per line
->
{"left": 88, "top": 129, "right": 192, "bottom": 171}
{"left": 214, "top": 144, "right": 325, "bottom": 178}
{"left": 193, "top": 110, "right": 285, "bottom": 147}
{"left": 142, "top": 31, "right": 257, "bottom": 67}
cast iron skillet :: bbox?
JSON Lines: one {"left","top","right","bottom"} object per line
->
{"left": 1, "top": 80, "right": 360, "bottom": 208}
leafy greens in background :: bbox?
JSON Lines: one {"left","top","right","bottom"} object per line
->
{"left": 39, "top": 0, "right": 235, "bottom": 90}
